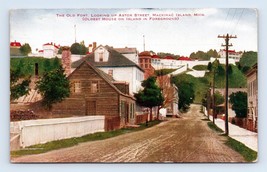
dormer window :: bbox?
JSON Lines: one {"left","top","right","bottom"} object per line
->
{"left": 94, "top": 46, "right": 109, "bottom": 62}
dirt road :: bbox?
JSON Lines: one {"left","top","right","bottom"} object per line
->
{"left": 11, "top": 104, "right": 245, "bottom": 163}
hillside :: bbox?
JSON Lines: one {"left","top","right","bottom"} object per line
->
{"left": 10, "top": 57, "right": 61, "bottom": 77}
{"left": 171, "top": 64, "right": 247, "bottom": 104}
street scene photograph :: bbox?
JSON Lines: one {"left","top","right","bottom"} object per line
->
{"left": 9, "top": 8, "right": 258, "bottom": 163}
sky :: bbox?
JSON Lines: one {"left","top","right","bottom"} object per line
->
{"left": 10, "top": 8, "right": 258, "bottom": 56}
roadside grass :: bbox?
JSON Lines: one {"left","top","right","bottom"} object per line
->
{"left": 11, "top": 120, "right": 161, "bottom": 157}
{"left": 206, "top": 121, "right": 257, "bottom": 162}
{"left": 225, "top": 137, "right": 257, "bottom": 162}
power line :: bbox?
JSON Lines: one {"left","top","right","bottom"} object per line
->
{"left": 231, "top": 9, "right": 245, "bottom": 35}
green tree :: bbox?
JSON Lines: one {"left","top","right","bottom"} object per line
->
{"left": 19, "top": 43, "right": 32, "bottom": 56}
{"left": 52, "top": 57, "right": 61, "bottom": 69}
{"left": 207, "top": 62, "right": 212, "bottom": 71}
{"left": 229, "top": 91, "right": 248, "bottom": 118}
{"left": 70, "top": 41, "right": 88, "bottom": 55}
{"left": 10, "top": 68, "right": 31, "bottom": 100}
{"left": 239, "top": 51, "right": 257, "bottom": 68}
{"left": 43, "top": 59, "right": 51, "bottom": 72}
{"left": 177, "top": 81, "right": 195, "bottom": 112}
{"left": 134, "top": 76, "right": 164, "bottom": 121}
{"left": 36, "top": 66, "right": 70, "bottom": 109}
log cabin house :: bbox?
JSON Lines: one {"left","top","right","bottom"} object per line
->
{"left": 52, "top": 60, "right": 136, "bottom": 130}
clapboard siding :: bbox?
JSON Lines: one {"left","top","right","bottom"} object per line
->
{"left": 52, "top": 61, "right": 136, "bottom": 129}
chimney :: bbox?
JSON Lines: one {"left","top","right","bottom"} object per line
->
{"left": 61, "top": 46, "right": 72, "bottom": 76}
{"left": 88, "top": 44, "right": 93, "bottom": 53}
{"left": 93, "top": 42, "right": 97, "bottom": 51}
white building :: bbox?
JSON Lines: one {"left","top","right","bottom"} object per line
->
{"left": 41, "top": 42, "right": 60, "bottom": 58}
{"left": 218, "top": 49, "right": 243, "bottom": 62}
{"left": 72, "top": 45, "right": 144, "bottom": 95}
{"left": 115, "top": 47, "right": 139, "bottom": 65}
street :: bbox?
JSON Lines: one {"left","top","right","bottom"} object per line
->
{"left": 11, "top": 104, "right": 245, "bottom": 163}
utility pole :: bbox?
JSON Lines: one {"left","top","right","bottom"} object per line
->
{"left": 212, "top": 70, "right": 215, "bottom": 124}
{"left": 143, "top": 35, "right": 145, "bottom": 51}
{"left": 218, "top": 34, "right": 237, "bottom": 135}
{"left": 74, "top": 25, "right": 77, "bottom": 43}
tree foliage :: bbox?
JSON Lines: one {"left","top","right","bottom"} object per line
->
{"left": 70, "top": 41, "right": 88, "bottom": 55}
{"left": 190, "top": 49, "right": 218, "bottom": 60}
{"left": 36, "top": 66, "right": 70, "bottom": 109}
{"left": 207, "top": 62, "right": 212, "bottom": 71}
{"left": 239, "top": 51, "right": 257, "bottom": 74}
{"left": 213, "top": 91, "right": 224, "bottom": 106}
{"left": 134, "top": 76, "right": 164, "bottom": 120}
{"left": 177, "top": 81, "right": 195, "bottom": 111}
{"left": 229, "top": 91, "right": 248, "bottom": 118}
{"left": 19, "top": 43, "right": 32, "bottom": 56}
{"left": 10, "top": 68, "right": 31, "bottom": 100}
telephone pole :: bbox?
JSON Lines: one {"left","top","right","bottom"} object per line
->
{"left": 74, "top": 25, "right": 77, "bottom": 43}
{"left": 218, "top": 34, "right": 237, "bottom": 135}
{"left": 143, "top": 35, "right": 145, "bottom": 51}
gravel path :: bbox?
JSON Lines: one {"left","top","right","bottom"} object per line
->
{"left": 11, "top": 104, "right": 245, "bottom": 163}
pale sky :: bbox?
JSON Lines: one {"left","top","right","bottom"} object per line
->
{"left": 10, "top": 8, "right": 257, "bottom": 56}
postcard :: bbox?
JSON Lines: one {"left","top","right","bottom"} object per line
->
{"left": 10, "top": 8, "right": 258, "bottom": 163}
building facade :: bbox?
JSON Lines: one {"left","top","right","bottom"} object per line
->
{"left": 42, "top": 42, "right": 60, "bottom": 58}
{"left": 72, "top": 45, "right": 144, "bottom": 95}
{"left": 246, "top": 64, "right": 258, "bottom": 132}
{"left": 115, "top": 47, "right": 139, "bottom": 65}
{"left": 52, "top": 61, "right": 136, "bottom": 130}
{"left": 218, "top": 49, "right": 243, "bottom": 62}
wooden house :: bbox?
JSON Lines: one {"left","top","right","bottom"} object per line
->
{"left": 52, "top": 61, "right": 136, "bottom": 130}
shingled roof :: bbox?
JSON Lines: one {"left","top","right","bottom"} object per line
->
{"left": 72, "top": 45, "right": 144, "bottom": 72}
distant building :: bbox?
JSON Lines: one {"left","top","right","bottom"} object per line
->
{"left": 157, "top": 75, "right": 179, "bottom": 117}
{"left": 246, "top": 63, "right": 258, "bottom": 132}
{"left": 138, "top": 51, "right": 155, "bottom": 79}
{"left": 72, "top": 45, "right": 144, "bottom": 95}
{"left": 218, "top": 49, "right": 243, "bottom": 62}
{"left": 39, "top": 42, "right": 60, "bottom": 58}
{"left": 10, "top": 40, "right": 22, "bottom": 56}
{"left": 115, "top": 47, "right": 139, "bottom": 65}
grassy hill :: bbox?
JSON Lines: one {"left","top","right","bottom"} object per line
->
{"left": 172, "top": 64, "right": 247, "bottom": 104}
{"left": 10, "top": 57, "right": 61, "bottom": 77}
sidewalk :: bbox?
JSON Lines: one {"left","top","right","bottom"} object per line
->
{"left": 210, "top": 115, "right": 258, "bottom": 152}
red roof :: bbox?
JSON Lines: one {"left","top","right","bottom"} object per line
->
{"left": 10, "top": 41, "right": 21, "bottom": 47}
{"left": 164, "top": 56, "right": 174, "bottom": 60}
{"left": 139, "top": 51, "right": 151, "bottom": 56}
{"left": 151, "top": 55, "right": 160, "bottom": 59}
{"left": 178, "top": 56, "right": 192, "bottom": 61}
{"left": 43, "top": 42, "right": 60, "bottom": 49}
{"left": 38, "top": 50, "right": 44, "bottom": 53}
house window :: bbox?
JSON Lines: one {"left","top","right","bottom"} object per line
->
{"left": 108, "top": 69, "right": 113, "bottom": 76}
{"left": 99, "top": 52, "right": 104, "bottom": 62}
{"left": 73, "top": 81, "right": 81, "bottom": 93}
{"left": 91, "top": 81, "right": 99, "bottom": 93}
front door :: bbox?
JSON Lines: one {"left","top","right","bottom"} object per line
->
{"left": 86, "top": 101, "right": 96, "bottom": 115}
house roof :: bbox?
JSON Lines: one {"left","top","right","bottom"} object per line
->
{"left": 72, "top": 45, "right": 144, "bottom": 72}
{"left": 114, "top": 47, "right": 137, "bottom": 54}
{"left": 139, "top": 51, "right": 151, "bottom": 56}
{"left": 164, "top": 56, "right": 174, "bottom": 60}
{"left": 151, "top": 55, "right": 160, "bottom": 59}
{"left": 178, "top": 56, "right": 192, "bottom": 61}
{"left": 10, "top": 41, "right": 21, "bottom": 47}
{"left": 69, "top": 60, "right": 135, "bottom": 99}
{"left": 43, "top": 42, "right": 60, "bottom": 49}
